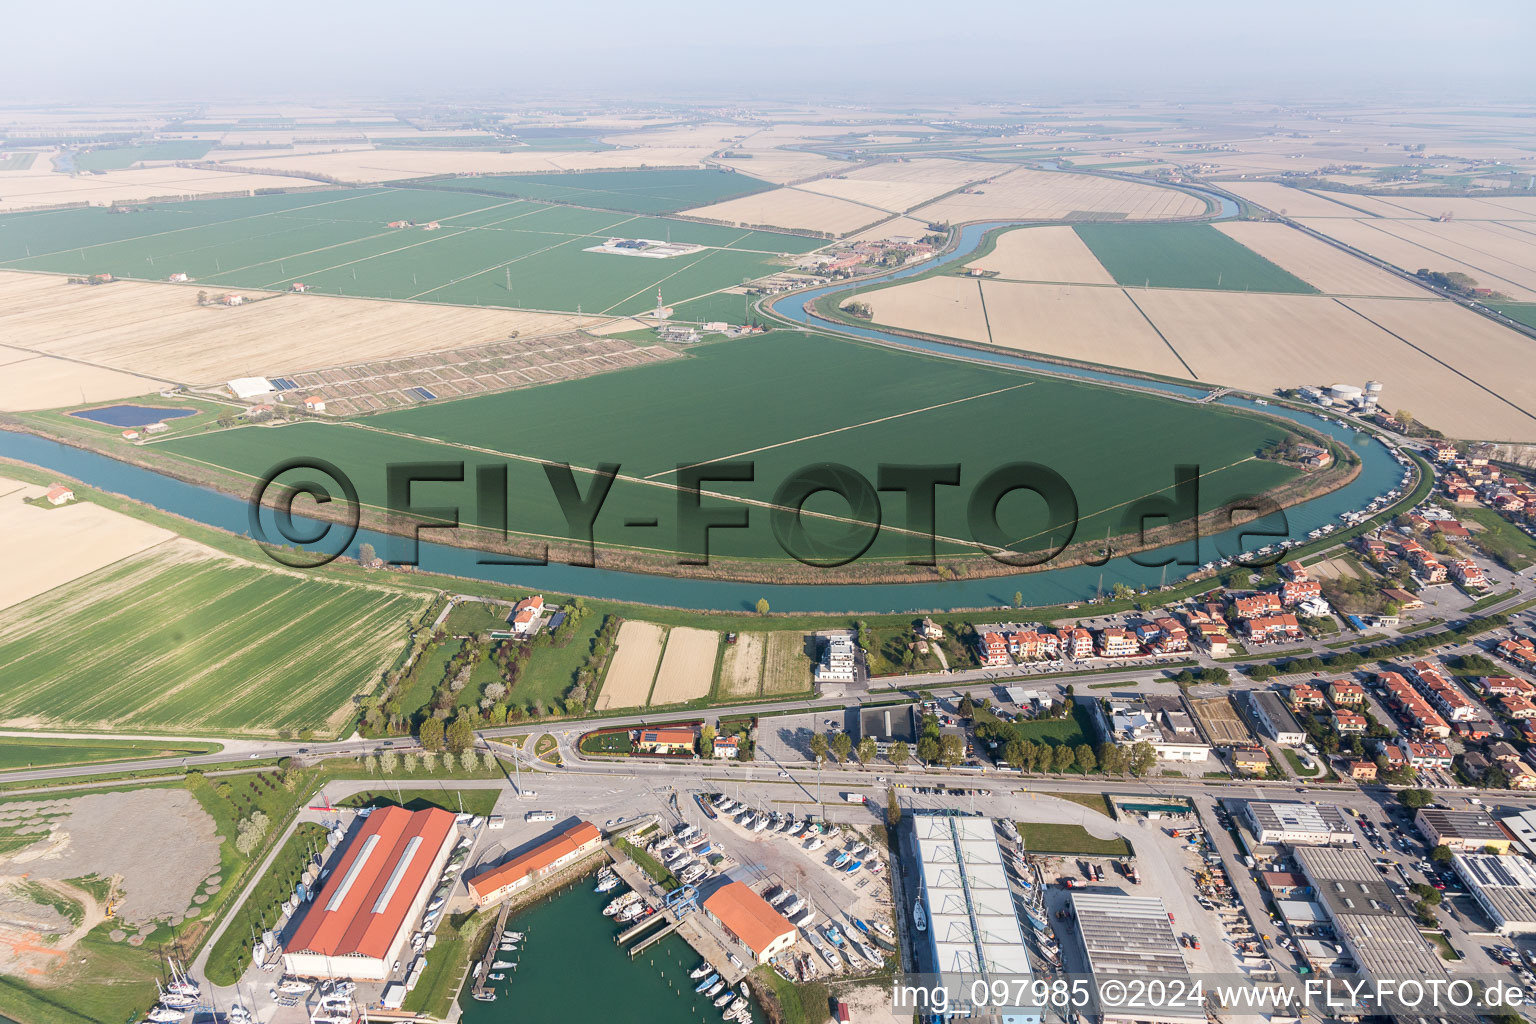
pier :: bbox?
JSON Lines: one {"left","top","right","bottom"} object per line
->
{"left": 625, "top": 915, "right": 680, "bottom": 957}
{"left": 468, "top": 899, "right": 514, "bottom": 1000}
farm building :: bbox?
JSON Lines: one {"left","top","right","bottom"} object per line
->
{"left": 45, "top": 484, "right": 74, "bottom": 506}
{"left": 466, "top": 821, "right": 602, "bottom": 907}
{"left": 703, "top": 882, "right": 796, "bottom": 963}
{"left": 282, "top": 806, "right": 457, "bottom": 981}
{"left": 303, "top": 395, "right": 327, "bottom": 413}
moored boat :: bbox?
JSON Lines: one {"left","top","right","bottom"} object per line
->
{"left": 695, "top": 972, "right": 720, "bottom": 993}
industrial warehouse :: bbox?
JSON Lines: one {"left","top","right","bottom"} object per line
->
{"left": 282, "top": 806, "right": 458, "bottom": 981}
{"left": 910, "top": 813, "right": 1041, "bottom": 1024}
{"left": 1451, "top": 853, "right": 1536, "bottom": 935}
{"left": 1242, "top": 801, "right": 1355, "bottom": 845}
{"left": 467, "top": 820, "right": 602, "bottom": 907}
{"left": 1068, "top": 893, "right": 1203, "bottom": 1024}
{"left": 1292, "top": 846, "right": 1445, "bottom": 981}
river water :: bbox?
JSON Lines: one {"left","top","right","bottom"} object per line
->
{"left": 0, "top": 191, "right": 1406, "bottom": 614}
{"left": 459, "top": 881, "right": 762, "bottom": 1024}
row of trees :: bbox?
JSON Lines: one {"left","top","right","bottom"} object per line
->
{"left": 362, "top": 748, "right": 495, "bottom": 775}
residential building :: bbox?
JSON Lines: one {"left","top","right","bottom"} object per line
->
{"left": 1281, "top": 579, "right": 1322, "bottom": 607}
{"left": 1066, "top": 628, "right": 1095, "bottom": 661}
{"left": 1501, "top": 695, "right": 1536, "bottom": 720}
{"left": 1243, "top": 613, "right": 1303, "bottom": 643}
{"left": 1346, "top": 759, "right": 1378, "bottom": 781}
{"left": 508, "top": 594, "right": 545, "bottom": 634}
{"left": 1097, "top": 628, "right": 1138, "bottom": 659}
{"left": 713, "top": 735, "right": 741, "bottom": 759}
{"left": 1406, "top": 660, "right": 1478, "bottom": 722}
{"left": 1328, "top": 681, "right": 1365, "bottom": 706}
{"left": 1401, "top": 741, "right": 1452, "bottom": 768}
{"left": 1282, "top": 560, "right": 1309, "bottom": 582}
{"left": 977, "top": 631, "right": 1011, "bottom": 667}
{"left": 814, "top": 635, "right": 858, "bottom": 682}
{"left": 1230, "top": 747, "right": 1270, "bottom": 775}
{"left": 1096, "top": 696, "right": 1210, "bottom": 762}
{"left": 1288, "top": 684, "right": 1326, "bottom": 711}
{"left": 1150, "top": 617, "right": 1189, "bottom": 654}
{"left": 44, "top": 484, "right": 73, "bottom": 505}
{"left": 1331, "top": 709, "right": 1366, "bottom": 734}
{"left": 1232, "top": 593, "right": 1283, "bottom": 620}
{"left": 635, "top": 728, "right": 696, "bottom": 756}
{"left": 303, "top": 394, "right": 326, "bottom": 413}
{"left": 1451, "top": 559, "right": 1487, "bottom": 589}
{"left": 467, "top": 821, "right": 603, "bottom": 907}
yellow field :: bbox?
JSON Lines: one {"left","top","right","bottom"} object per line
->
{"left": 1213, "top": 222, "right": 1425, "bottom": 296}
{"left": 684, "top": 186, "right": 887, "bottom": 236}
{"left": 980, "top": 281, "right": 1190, "bottom": 375}
{"left": 911, "top": 167, "right": 1206, "bottom": 224}
{"left": 717, "top": 633, "right": 766, "bottom": 697}
{"left": 969, "top": 225, "right": 1117, "bottom": 283}
{"left": 714, "top": 150, "right": 847, "bottom": 185}
{"left": 0, "top": 166, "right": 323, "bottom": 212}
{"left": 648, "top": 626, "right": 719, "bottom": 705}
{"left": 1298, "top": 219, "right": 1536, "bottom": 301}
{"left": 0, "top": 343, "right": 167, "bottom": 411}
{"left": 0, "top": 476, "right": 175, "bottom": 611}
{"left": 225, "top": 147, "right": 713, "bottom": 183}
{"left": 1337, "top": 298, "right": 1536, "bottom": 438}
{"left": 762, "top": 632, "right": 813, "bottom": 694}
{"left": 1363, "top": 219, "right": 1536, "bottom": 295}
{"left": 1128, "top": 289, "right": 1533, "bottom": 441}
{"left": 593, "top": 621, "right": 665, "bottom": 711}
{"left": 0, "top": 271, "right": 616, "bottom": 386}
{"left": 1205, "top": 183, "right": 1366, "bottom": 219}
{"left": 1313, "top": 194, "right": 1536, "bottom": 221}
{"left": 795, "top": 159, "right": 995, "bottom": 213}
{"left": 862, "top": 275, "right": 992, "bottom": 344}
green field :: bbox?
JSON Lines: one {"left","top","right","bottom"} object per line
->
{"left": 414, "top": 168, "right": 775, "bottom": 214}
{"left": 157, "top": 331, "right": 1300, "bottom": 567}
{"left": 72, "top": 141, "right": 214, "bottom": 170}
{"left": 0, "top": 151, "right": 38, "bottom": 171}
{"left": 1016, "top": 821, "right": 1131, "bottom": 856}
{"left": 0, "top": 186, "right": 820, "bottom": 316}
{"left": 1490, "top": 303, "right": 1536, "bottom": 331}
{"left": 0, "top": 546, "right": 429, "bottom": 735}
{"left": 1074, "top": 223, "right": 1319, "bottom": 293}
{"left": 0, "top": 737, "right": 216, "bottom": 771}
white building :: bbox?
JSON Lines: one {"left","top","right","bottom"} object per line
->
{"left": 1452, "top": 853, "right": 1536, "bottom": 935}
{"left": 814, "top": 635, "right": 857, "bottom": 682}
{"left": 1243, "top": 801, "right": 1355, "bottom": 845}
{"left": 1070, "top": 893, "right": 1201, "bottom": 1024}
{"left": 1095, "top": 696, "right": 1210, "bottom": 762}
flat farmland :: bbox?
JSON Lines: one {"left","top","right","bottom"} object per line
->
{"left": 861, "top": 275, "right": 992, "bottom": 344}
{"left": 418, "top": 169, "right": 774, "bottom": 214}
{"left": 0, "top": 344, "right": 166, "bottom": 410}
{"left": 0, "top": 475, "right": 175, "bottom": 611}
{"left": 74, "top": 142, "right": 215, "bottom": 170}
{"left": 0, "top": 186, "right": 820, "bottom": 318}
{"left": 158, "top": 330, "right": 1304, "bottom": 566}
{"left": 1074, "top": 223, "right": 1318, "bottom": 293}
{"left": 0, "top": 152, "right": 38, "bottom": 171}
{"left": 594, "top": 621, "right": 665, "bottom": 711}
{"left": 216, "top": 146, "right": 720, "bottom": 182}
{"left": 794, "top": 159, "right": 995, "bottom": 213}
{"left": 969, "top": 225, "right": 1117, "bottom": 283}
{"left": 1219, "top": 182, "right": 1368, "bottom": 218}
{"left": 1213, "top": 222, "right": 1424, "bottom": 296}
{"left": 682, "top": 187, "right": 890, "bottom": 236}
{"left": 1358, "top": 219, "right": 1536, "bottom": 295}
{"left": 718, "top": 633, "right": 766, "bottom": 697}
{"left": 762, "top": 633, "right": 813, "bottom": 694}
{"left": 649, "top": 627, "right": 720, "bottom": 705}
{"left": 1128, "top": 289, "right": 1535, "bottom": 441}
{"left": 0, "top": 165, "right": 324, "bottom": 212}
{"left": 0, "top": 540, "right": 429, "bottom": 735}
{"left": 1298, "top": 218, "right": 1536, "bottom": 301}
{"left": 910, "top": 166, "right": 1207, "bottom": 224}
{"left": 0, "top": 271, "right": 616, "bottom": 386}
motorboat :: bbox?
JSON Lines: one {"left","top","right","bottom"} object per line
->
{"left": 832, "top": 852, "right": 850, "bottom": 868}
{"left": 471, "top": 991, "right": 497, "bottom": 1002}
{"left": 595, "top": 873, "right": 620, "bottom": 893}
{"left": 492, "top": 959, "right": 516, "bottom": 969}
{"left": 844, "top": 859, "right": 862, "bottom": 873}
{"left": 704, "top": 978, "right": 726, "bottom": 998}
{"left": 144, "top": 1010, "right": 185, "bottom": 1024}
{"left": 695, "top": 972, "right": 720, "bottom": 994}
{"left": 499, "top": 942, "right": 519, "bottom": 952}
{"left": 806, "top": 837, "right": 824, "bottom": 851}
{"left": 913, "top": 899, "right": 927, "bottom": 933}
{"left": 426, "top": 896, "right": 444, "bottom": 913}
{"left": 489, "top": 972, "right": 506, "bottom": 981}
{"left": 715, "top": 990, "right": 736, "bottom": 1007}
{"left": 823, "top": 923, "right": 844, "bottom": 947}
{"left": 502, "top": 931, "right": 525, "bottom": 942}
{"left": 605, "top": 893, "right": 637, "bottom": 915}
{"left": 691, "top": 962, "right": 714, "bottom": 979}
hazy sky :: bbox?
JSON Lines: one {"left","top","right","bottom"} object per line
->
{"left": 4, "top": 0, "right": 1533, "bottom": 103}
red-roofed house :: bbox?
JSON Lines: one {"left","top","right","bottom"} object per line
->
{"left": 1328, "top": 681, "right": 1366, "bottom": 706}
{"left": 1331, "top": 709, "right": 1367, "bottom": 734}
{"left": 44, "top": 484, "right": 74, "bottom": 506}
{"left": 635, "top": 728, "right": 697, "bottom": 755}
{"left": 1281, "top": 579, "right": 1322, "bottom": 607}
{"left": 1066, "top": 628, "right": 1094, "bottom": 661}
{"left": 1288, "top": 684, "right": 1326, "bottom": 711}
{"left": 283, "top": 806, "right": 457, "bottom": 979}
{"left": 510, "top": 594, "right": 545, "bottom": 635}
{"left": 703, "top": 882, "right": 796, "bottom": 962}
{"left": 467, "top": 821, "right": 602, "bottom": 907}
{"left": 978, "top": 631, "right": 1010, "bottom": 667}
{"left": 1097, "top": 628, "right": 1138, "bottom": 659}
{"left": 1233, "top": 593, "right": 1283, "bottom": 620}
{"left": 1500, "top": 695, "right": 1536, "bottom": 721}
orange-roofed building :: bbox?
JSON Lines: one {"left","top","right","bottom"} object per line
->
{"left": 282, "top": 806, "right": 457, "bottom": 979}
{"left": 703, "top": 881, "right": 796, "bottom": 962}
{"left": 636, "top": 728, "right": 697, "bottom": 755}
{"left": 466, "top": 821, "right": 602, "bottom": 908}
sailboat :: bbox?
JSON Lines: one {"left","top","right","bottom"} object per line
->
{"left": 144, "top": 1009, "right": 185, "bottom": 1024}
{"left": 913, "top": 899, "right": 928, "bottom": 933}
{"left": 694, "top": 972, "right": 720, "bottom": 993}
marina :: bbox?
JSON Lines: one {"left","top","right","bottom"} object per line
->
{"left": 460, "top": 879, "right": 763, "bottom": 1024}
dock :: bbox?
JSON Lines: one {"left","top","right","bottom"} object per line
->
{"left": 468, "top": 899, "right": 513, "bottom": 1000}
{"left": 624, "top": 914, "right": 680, "bottom": 956}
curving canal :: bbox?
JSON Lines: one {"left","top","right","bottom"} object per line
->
{"left": 0, "top": 189, "right": 1407, "bottom": 614}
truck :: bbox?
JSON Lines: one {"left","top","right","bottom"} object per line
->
{"left": 1126, "top": 864, "right": 1140, "bottom": 884}
{"left": 525, "top": 810, "right": 557, "bottom": 822}
{"left": 843, "top": 793, "right": 866, "bottom": 804}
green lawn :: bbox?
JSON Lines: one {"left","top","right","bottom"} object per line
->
{"left": 1283, "top": 748, "right": 1320, "bottom": 777}
{"left": 515, "top": 614, "right": 606, "bottom": 714}
{"left": 1459, "top": 506, "right": 1536, "bottom": 571}
{"left": 1074, "top": 223, "right": 1319, "bottom": 293}
{"left": 0, "top": 737, "right": 217, "bottom": 771}
{"left": 1016, "top": 821, "right": 1130, "bottom": 856}
{"left": 412, "top": 168, "right": 776, "bottom": 214}
{"left": 204, "top": 822, "right": 330, "bottom": 985}
{"left": 72, "top": 141, "right": 213, "bottom": 170}
{"left": 1010, "top": 701, "right": 1096, "bottom": 748}
{"left": 0, "top": 548, "right": 427, "bottom": 735}
{"left": 1040, "top": 791, "right": 1114, "bottom": 817}
{"left": 0, "top": 186, "right": 818, "bottom": 316}
{"left": 442, "top": 599, "right": 514, "bottom": 635}
{"left": 159, "top": 331, "right": 1300, "bottom": 567}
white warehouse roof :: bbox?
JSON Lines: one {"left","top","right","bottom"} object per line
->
{"left": 228, "top": 376, "right": 275, "bottom": 399}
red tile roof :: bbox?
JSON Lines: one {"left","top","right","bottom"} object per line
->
{"left": 467, "top": 821, "right": 600, "bottom": 901}
{"left": 704, "top": 881, "right": 795, "bottom": 956}
{"left": 287, "top": 806, "right": 455, "bottom": 961}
